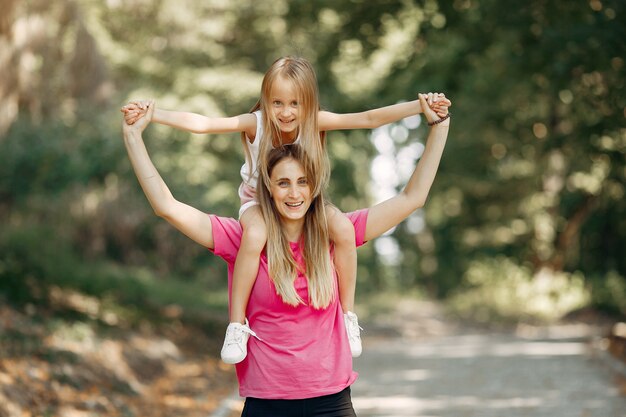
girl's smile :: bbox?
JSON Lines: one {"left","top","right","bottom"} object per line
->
{"left": 270, "top": 75, "right": 300, "bottom": 141}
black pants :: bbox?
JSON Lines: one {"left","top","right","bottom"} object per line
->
{"left": 241, "top": 387, "right": 357, "bottom": 417}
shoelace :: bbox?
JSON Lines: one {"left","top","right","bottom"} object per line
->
{"left": 225, "top": 324, "right": 261, "bottom": 347}
{"left": 345, "top": 317, "right": 363, "bottom": 340}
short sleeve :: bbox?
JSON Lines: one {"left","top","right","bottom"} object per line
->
{"left": 345, "top": 209, "right": 369, "bottom": 247}
{"left": 208, "top": 215, "right": 243, "bottom": 263}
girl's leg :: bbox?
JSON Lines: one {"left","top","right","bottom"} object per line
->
{"left": 221, "top": 205, "right": 266, "bottom": 364}
{"left": 231, "top": 205, "right": 266, "bottom": 322}
{"left": 326, "top": 206, "right": 362, "bottom": 358}
{"left": 327, "top": 206, "right": 357, "bottom": 313}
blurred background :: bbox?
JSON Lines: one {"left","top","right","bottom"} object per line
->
{"left": 0, "top": 0, "right": 624, "bottom": 415}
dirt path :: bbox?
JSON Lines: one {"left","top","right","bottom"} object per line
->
{"left": 352, "top": 299, "right": 626, "bottom": 417}
{"left": 212, "top": 299, "right": 626, "bottom": 417}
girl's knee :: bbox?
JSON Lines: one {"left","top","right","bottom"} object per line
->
{"left": 242, "top": 222, "right": 267, "bottom": 251}
{"left": 245, "top": 222, "right": 267, "bottom": 240}
{"left": 329, "top": 213, "right": 356, "bottom": 245}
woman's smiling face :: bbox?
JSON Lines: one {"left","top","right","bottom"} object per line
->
{"left": 269, "top": 157, "right": 312, "bottom": 222}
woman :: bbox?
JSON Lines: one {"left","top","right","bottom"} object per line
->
{"left": 121, "top": 93, "right": 450, "bottom": 416}
{"left": 121, "top": 56, "right": 451, "bottom": 364}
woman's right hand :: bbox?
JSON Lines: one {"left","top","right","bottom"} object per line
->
{"left": 122, "top": 99, "right": 154, "bottom": 134}
{"left": 423, "top": 92, "right": 451, "bottom": 119}
{"left": 120, "top": 100, "right": 151, "bottom": 125}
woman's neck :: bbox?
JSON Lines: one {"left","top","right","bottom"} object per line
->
{"left": 281, "top": 218, "right": 305, "bottom": 243}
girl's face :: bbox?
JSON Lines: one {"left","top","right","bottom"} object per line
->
{"left": 270, "top": 75, "right": 300, "bottom": 141}
{"left": 269, "top": 157, "right": 312, "bottom": 222}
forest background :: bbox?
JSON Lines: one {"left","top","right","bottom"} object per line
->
{"left": 1, "top": 0, "right": 625, "bottom": 332}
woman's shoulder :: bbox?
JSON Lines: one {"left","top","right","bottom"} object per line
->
{"left": 209, "top": 215, "right": 243, "bottom": 261}
{"left": 344, "top": 209, "right": 369, "bottom": 246}
{"left": 210, "top": 215, "right": 242, "bottom": 237}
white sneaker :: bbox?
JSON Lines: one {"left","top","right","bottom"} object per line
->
{"left": 221, "top": 319, "right": 257, "bottom": 364}
{"left": 344, "top": 311, "right": 363, "bottom": 358}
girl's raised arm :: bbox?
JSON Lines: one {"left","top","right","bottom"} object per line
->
{"left": 318, "top": 93, "right": 450, "bottom": 131}
{"left": 363, "top": 94, "right": 450, "bottom": 242}
{"left": 122, "top": 100, "right": 216, "bottom": 249}
{"left": 122, "top": 100, "right": 257, "bottom": 138}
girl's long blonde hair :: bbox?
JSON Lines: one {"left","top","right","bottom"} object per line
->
{"left": 257, "top": 144, "right": 335, "bottom": 309}
{"left": 242, "top": 56, "right": 330, "bottom": 198}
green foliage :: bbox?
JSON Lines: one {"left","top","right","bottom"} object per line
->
{"left": 0, "top": 114, "right": 123, "bottom": 204}
{"left": 448, "top": 256, "right": 590, "bottom": 324}
{"left": 588, "top": 271, "right": 626, "bottom": 317}
{"left": 407, "top": 0, "right": 626, "bottom": 316}
{"left": 0, "top": 223, "right": 227, "bottom": 321}
{"left": 0, "top": 224, "right": 76, "bottom": 304}
{"left": 1, "top": 0, "right": 624, "bottom": 322}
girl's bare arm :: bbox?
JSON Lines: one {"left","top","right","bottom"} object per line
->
{"left": 121, "top": 101, "right": 257, "bottom": 138}
{"left": 318, "top": 93, "right": 451, "bottom": 131}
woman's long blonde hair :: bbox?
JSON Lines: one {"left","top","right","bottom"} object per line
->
{"left": 242, "top": 56, "right": 330, "bottom": 198}
{"left": 257, "top": 144, "right": 335, "bottom": 309}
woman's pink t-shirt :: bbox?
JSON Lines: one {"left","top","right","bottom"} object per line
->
{"left": 209, "top": 209, "right": 369, "bottom": 400}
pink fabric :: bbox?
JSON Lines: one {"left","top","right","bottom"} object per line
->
{"left": 209, "top": 209, "right": 369, "bottom": 399}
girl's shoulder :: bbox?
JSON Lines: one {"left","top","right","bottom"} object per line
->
{"left": 239, "top": 112, "right": 259, "bottom": 142}
{"left": 242, "top": 110, "right": 262, "bottom": 126}
{"left": 240, "top": 111, "right": 259, "bottom": 125}
{"left": 252, "top": 110, "right": 263, "bottom": 125}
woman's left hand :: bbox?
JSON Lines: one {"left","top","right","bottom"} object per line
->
{"left": 419, "top": 93, "right": 450, "bottom": 127}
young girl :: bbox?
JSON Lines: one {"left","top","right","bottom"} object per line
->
{"left": 121, "top": 56, "right": 450, "bottom": 365}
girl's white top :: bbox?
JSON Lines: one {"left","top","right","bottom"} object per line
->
{"left": 239, "top": 111, "right": 300, "bottom": 189}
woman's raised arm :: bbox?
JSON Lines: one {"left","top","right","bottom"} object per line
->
{"left": 122, "top": 100, "right": 215, "bottom": 249}
{"left": 364, "top": 94, "right": 450, "bottom": 242}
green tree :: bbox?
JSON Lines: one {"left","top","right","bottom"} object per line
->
{"left": 1, "top": 0, "right": 624, "bottom": 318}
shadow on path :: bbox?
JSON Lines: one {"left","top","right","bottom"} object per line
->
{"left": 352, "top": 300, "right": 625, "bottom": 417}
